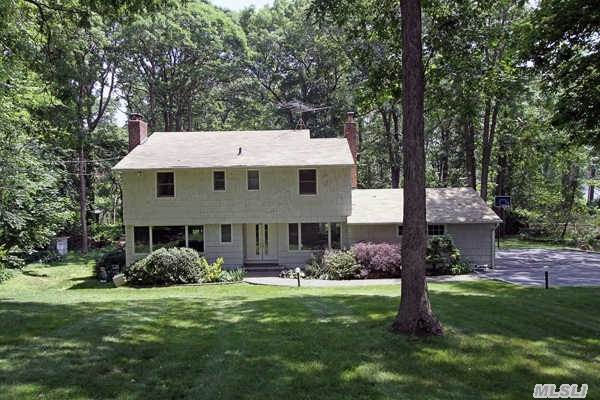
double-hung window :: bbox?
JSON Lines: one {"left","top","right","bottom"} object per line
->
{"left": 220, "top": 224, "right": 232, "bottom": 243}
{"left": 156, "top": 172, "right": 175, "bottom": 197}
{"left": 213, "top": 170, "right": 226, "bottom": 191}
{"left": 299, "top": 169, "right": 317, "bottom": 195}
{"left": 247, "top": 170, "right": 260, "bottom": 190}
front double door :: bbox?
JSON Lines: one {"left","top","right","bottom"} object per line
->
{"left": 245, "top": 223, "right": 278, "bottom": 263}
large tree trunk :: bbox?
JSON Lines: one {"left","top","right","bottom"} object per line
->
{"left": 439, "top": 128, "right": 449, "bottom": 186}
{"left": 381, "top": 108, "right": 401, "bottom": 188}
{"left": 480, "top": 100, "right": 499, "bottom": 201}
{"left": 588, "top": 165, "right": 596, "bottom": 204}
{"left": 463, "top": 119, "right": 477, "bottom": 189}
{"left": 391, "top": 0, "right": 443, "bottom": 336}
{"left": 79, "top": 145, "right": 88, "bottom": 253}
{"left": 391, "top": 110, "right": 402, "bottom": 188}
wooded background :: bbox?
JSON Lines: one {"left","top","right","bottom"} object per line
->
{"left": 0, "top": 0, "right": 598, "bottom": 260}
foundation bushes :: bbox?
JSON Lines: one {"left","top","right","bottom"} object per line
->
{"left": 125, "top": 247, "right": 202, "bottom": 285}
{"left": 426, "top": 235, "right": 472, "bottom": 275}
{"left": 125, "top": 248, "right": 246, "bottom": 285}
{"left": 307, "top": 250, "right": 362, "bottom": 280}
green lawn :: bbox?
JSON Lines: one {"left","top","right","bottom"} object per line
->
{"left": 497, "top": 235, "right": 575, "bottom": 250}
{"left": 1, "top": 254, "right": 599, "bottom": 400}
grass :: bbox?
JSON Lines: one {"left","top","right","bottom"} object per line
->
{"left": 1, "top": 253, "right": 599, "bottom": 399}
{"left": 497, "top": 235, "right": 577, "bottom": 250}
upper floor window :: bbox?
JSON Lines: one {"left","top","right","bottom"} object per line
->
{"left": 247, "top": 170, "right": 260, "bottom": 190}
{"left": 299, "top": 169, "right": 317, "bottom": 195}
{"left": 428, "top": 224, "right": 445, "bottom": 236}
{"left": 156, "top": 172, "right": 175, "bottom": 197}
{"left": 213, "top": 170, "right": 226, "bottom": 191}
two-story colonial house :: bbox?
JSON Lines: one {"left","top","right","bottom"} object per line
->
{"left": 113, "top": 113, "right": 501, "bottom": 270}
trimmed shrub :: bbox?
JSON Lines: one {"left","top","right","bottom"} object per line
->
{"left": 125, "top": 247, "right": 202, "bottom": 285}
{"left": 426, "top": 235, "right": 462, "bottom": 275}
{"left": 307, "top": 250, "right": 362, "bottom": 280}
{"left": 351, "top": 242, "right": 402, "bottom": 278}
{"left": 95, "top": 248, "right": 126, "bottom": 280}
{"left": 198, "top": 257, "right": 224, "bottom": 283}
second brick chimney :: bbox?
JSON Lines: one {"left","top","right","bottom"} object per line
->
{"left": 344, "top": 112, "right": 359, "bottom": 188}
{"left": 128, "top": 113, "right": 147, "bottom": 152}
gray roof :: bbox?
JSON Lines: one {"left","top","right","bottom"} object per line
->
{"left": 348, "top": 188, "right": 502, "bottom": 224}
{"left": 113, "top": 130, "right": 354, "bottom": 170}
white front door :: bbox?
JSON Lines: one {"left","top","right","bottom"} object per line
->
{"left": 245, "top": 223, "right": 278, "bottom": 263}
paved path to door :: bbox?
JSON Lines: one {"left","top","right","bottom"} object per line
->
{"left": 482, "top": 249, "right": 600, "bottom": 287}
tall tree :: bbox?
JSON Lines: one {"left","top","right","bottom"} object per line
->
{"left": 528, "top": 0, "right": 600, "bottom": 150}
{"left": 391, "top": 0, "right": 442, "bottom": 336}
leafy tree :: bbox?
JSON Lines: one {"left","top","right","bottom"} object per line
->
{"left": 118, "top": 0, "right": 247, "bottom": 132}
{"left": 241, "top": 0, "right": 354, "bottom": 137}
{"left": 528, "top": 0, "right": 600, "bottom": 149}
{"left": 0, "top": 60, "right": 74, "bottom": 255}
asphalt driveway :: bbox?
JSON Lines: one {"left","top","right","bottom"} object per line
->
{"left": 483, "top": 249, "right": 600, "bottom": 287}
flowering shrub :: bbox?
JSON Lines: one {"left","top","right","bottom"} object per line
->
{"left": 351, "top": 242, "right": 402, "bottom": 278}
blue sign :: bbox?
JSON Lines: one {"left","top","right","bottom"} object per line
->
{"left": 494, "top": 195, "right": 511, "bottom": 208}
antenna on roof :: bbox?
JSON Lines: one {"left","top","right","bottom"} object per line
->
{"left": 278, "top": 100, "right": 330, "bottom": 130}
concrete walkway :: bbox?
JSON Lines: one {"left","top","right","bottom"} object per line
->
{"left": 480, "top": 249, "right": 600, "bottom": 287}
{"left": 244, "top": 274, "right": 478, "bottom": 287}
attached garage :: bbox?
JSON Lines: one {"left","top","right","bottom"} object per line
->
{"left": 346, "top": 188, "right": 501, "bottom": 267}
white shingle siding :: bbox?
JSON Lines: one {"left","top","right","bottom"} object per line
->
{"left": 346, "top": 223, "right": 496, "bottom": 267}
{"left": 446, "top": 223, "right": 496, "bottom": 267}
{"left": 346, "top": 224, "right": 402, "bottom": 244}
{"left": 121, "top": 166, "right": 352, "bottom": 226}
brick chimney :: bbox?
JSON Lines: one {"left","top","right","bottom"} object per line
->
{"left": 344, "top": 112, "right": 359, "bottom": 188}
{"left": 128, "top": 113, "right": 147, "bottom": 152}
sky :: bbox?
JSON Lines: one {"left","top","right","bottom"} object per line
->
{"left": 210, "top": 0, "right": 273, "bottom": 11}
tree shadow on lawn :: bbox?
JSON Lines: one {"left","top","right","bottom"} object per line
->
{"left": 0, "top": 286, "right": 598, "bottom": 400}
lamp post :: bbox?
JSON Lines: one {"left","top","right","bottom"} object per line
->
{"left": 295, "top": 267, "right": 301, "bottom": 287}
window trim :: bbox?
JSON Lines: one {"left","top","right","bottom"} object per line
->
{"left": 427, "top": 224, "right": 446, "bottom": 236}
{"left": 155, "top": 170, "right": 176, "bottom": 199}
{"left": 134, "top": 225, "right": 207, "bottom": 254}
{"left": 246, "top": 169, "right": 260, "bottom": 191}
{"left": 219, "top": 223, "right": 233, "bottom": 244}
{"left": 212, "top": 169, "right": 227, "bottom": 192}
{"left": 133, "top": 226, "right": 151, "bottom": 255}
{"left": 287, "top": 222, "right": 342, "bottom": 252}
{"left": 149, "top": 225, "right": 186, "bottom": 251}
{"left": 187, "top": 225, "right": 205, "bottom": 254}
{"left": 298, "top": 168, "right": 318, "bottom": 196}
